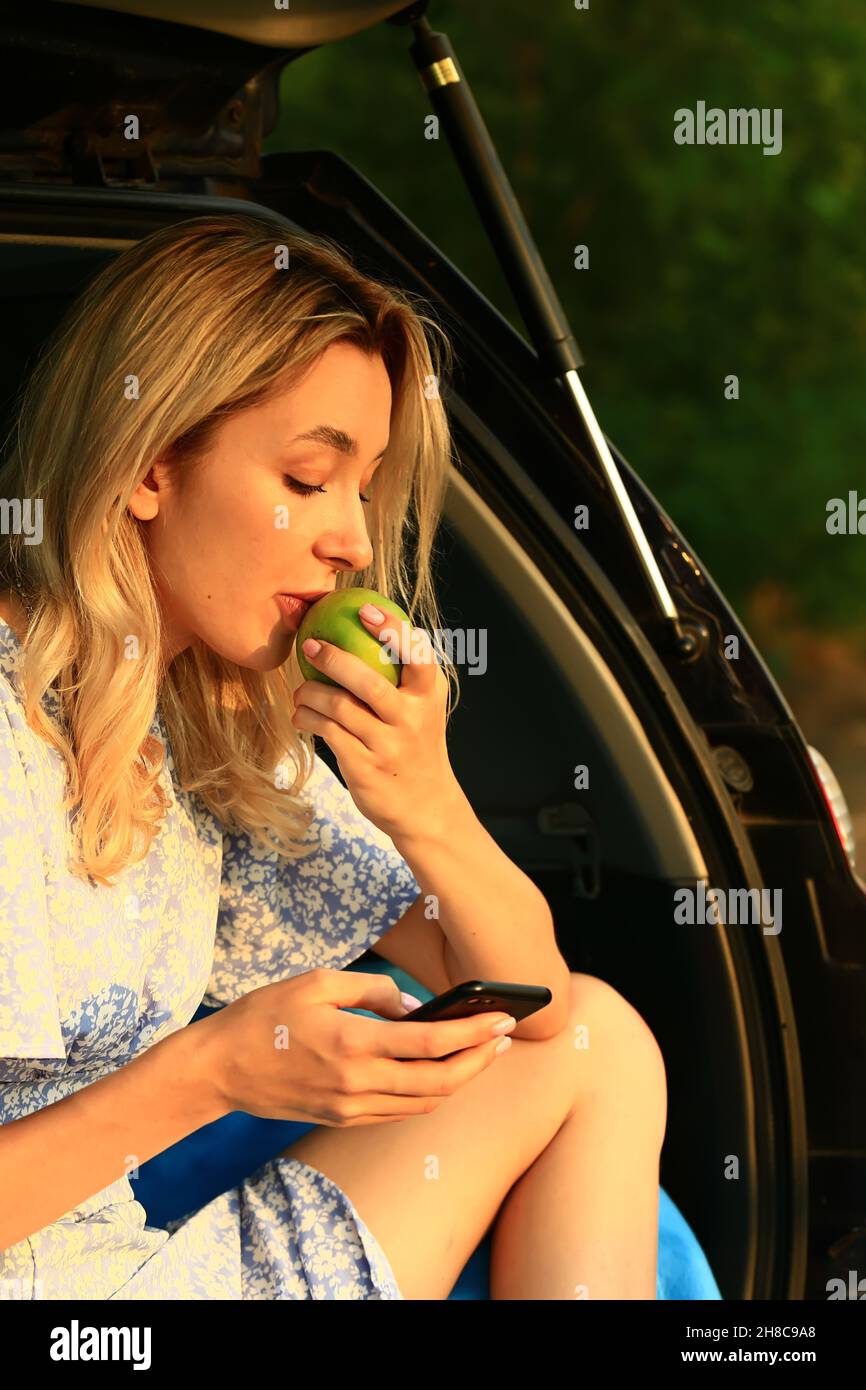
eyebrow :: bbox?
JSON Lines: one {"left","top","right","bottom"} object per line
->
{"left": 287, "top": 424, "right": 389, "bottom": 461}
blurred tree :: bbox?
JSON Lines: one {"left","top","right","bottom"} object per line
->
{"left": 265, "top": 0, "right": 866, "bottom": 643}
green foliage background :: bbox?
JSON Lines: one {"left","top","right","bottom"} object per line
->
{"left": 265, "top": 0, "right": 866, "bottom": 643}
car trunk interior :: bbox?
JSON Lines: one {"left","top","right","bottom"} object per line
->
{"left": 0, "top": 222, "right": 771, "bottom": 1299}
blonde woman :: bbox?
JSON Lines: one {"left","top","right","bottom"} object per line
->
{"left": 0, "top": 213, "right": 667, "bottom": 1300}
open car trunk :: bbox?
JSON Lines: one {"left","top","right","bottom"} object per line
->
{"left": 0, "top": 200, "right": 798, "bottom": 1302}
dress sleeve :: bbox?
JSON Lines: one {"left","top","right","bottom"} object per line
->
{"left": 0, "top": 679, "right": 66, "bottom": 1060}
{"left": 201, "top": 751, "right": 422, "bottom": 1009}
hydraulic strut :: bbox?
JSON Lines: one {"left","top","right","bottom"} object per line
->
{"left": 389, "top": 3, "right": 701, "bottom": 659}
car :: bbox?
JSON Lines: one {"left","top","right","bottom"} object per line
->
{"left": 0, "top": 0, "right": 862, "bottom": 1303}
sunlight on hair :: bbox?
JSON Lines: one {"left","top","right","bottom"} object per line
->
{"left": 0, "top": 213, "right": 459, "bottom": 887}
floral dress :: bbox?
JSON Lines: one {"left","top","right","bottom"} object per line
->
{"left": 0, "top": 618, "right": 422, "bottom": 1299}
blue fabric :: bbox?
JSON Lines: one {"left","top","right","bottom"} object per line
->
{"left": 136, "top": 957, "right": 722, "bottom": 1300}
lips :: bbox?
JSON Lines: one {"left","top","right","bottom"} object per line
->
{"left": 275, "top": 594, "right": 312, "bottom": 629}
{"left": 276, "top": 589, "right": 334, "bottom": 630}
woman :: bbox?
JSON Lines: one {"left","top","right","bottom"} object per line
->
{"left": 0, "top": 213, "right": 667, "bottom": 1299}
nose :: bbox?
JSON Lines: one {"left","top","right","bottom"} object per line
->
{"left": 315, "top": 501, "right": 375, "bottom": 575}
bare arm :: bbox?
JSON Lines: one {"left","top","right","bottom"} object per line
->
{"left": 392, "top": 789, "right": 572, "bottom": 1042}
{"left": 0, "top": 1019, "right": 226, "bottom": 1251}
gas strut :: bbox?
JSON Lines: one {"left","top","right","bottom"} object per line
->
{"left": 389, "top": 3, "right": 701, "bottom": 660}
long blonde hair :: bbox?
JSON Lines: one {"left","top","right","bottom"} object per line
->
{"left": 0, "top": 212, "right": 459, "bottom": 888}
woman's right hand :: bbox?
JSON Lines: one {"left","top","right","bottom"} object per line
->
{"left": 193, "top": 968, "right": 516, "bottom": 1127}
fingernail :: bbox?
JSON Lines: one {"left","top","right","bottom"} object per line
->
{"left": 400, "top": 991, "right": 424, "bottom": 1014}
{"left": 494, "top": 1036, "right": 513, "bottom": 1055}
{"left": 491, "top": 1016, "right": 517, "bottom": 1035}
{"left": 302, "top": 638, "right": 322, "bottom": 658}
{"left": 360, "top": 604, "right": 385, "bottom": 623}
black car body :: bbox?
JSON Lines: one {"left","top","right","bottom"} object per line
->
{"left": 0, "top": 0, "right": 863, "bottom": 1301}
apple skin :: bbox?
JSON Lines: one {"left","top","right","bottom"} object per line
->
{"left": 295, "top": 588, "right": 412, "bottom": 688}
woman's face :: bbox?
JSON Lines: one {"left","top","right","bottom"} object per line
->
{"left": 128, "top": 340, "right": 392, "bottom": 669}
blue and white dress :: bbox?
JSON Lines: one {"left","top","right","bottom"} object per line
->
{"left": 0, "top": 618, "right": 422, "bottom": 1299}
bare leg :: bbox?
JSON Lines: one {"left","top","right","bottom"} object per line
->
{"left": 488, "top": 1081, "right": 664, "bottom": 1299}
{"left": 279, "top": 972, "right": 667, "bottom": 1299}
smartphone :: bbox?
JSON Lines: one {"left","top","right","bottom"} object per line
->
{"left": 397, "top": 979, "right": 552, "bottom": 1025}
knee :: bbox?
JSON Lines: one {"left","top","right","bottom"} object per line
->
{"left": 564, "top": 971, "right": 668, "bottom": 1134}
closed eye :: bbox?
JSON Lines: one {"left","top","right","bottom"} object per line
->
{"left": 283, "top": 476, "right": 371, "bottom": 504}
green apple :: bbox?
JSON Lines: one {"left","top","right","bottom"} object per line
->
{"left": 295, "top": 588, "right": 412, "bottom": 688}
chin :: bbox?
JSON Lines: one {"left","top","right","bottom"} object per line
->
{"left": 231, "top": 648, "right": 293, "bottom": 673}
{"left": 199, "top": 626, "right": 294, "bottom": 673}
{"left": 249, "top": 630, "right": 298, "bottom": 672}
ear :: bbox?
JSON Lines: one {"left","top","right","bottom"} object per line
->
{"left": 127, "top": 460, "right": 167, "bottom": 522}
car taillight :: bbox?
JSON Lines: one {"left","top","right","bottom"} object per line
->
{"left": 808, "top": 746, "right": 857, "bottom": 868}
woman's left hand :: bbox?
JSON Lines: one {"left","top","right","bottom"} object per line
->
{"left": 290, "top": 604, "right": 463, "bottom": 842}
